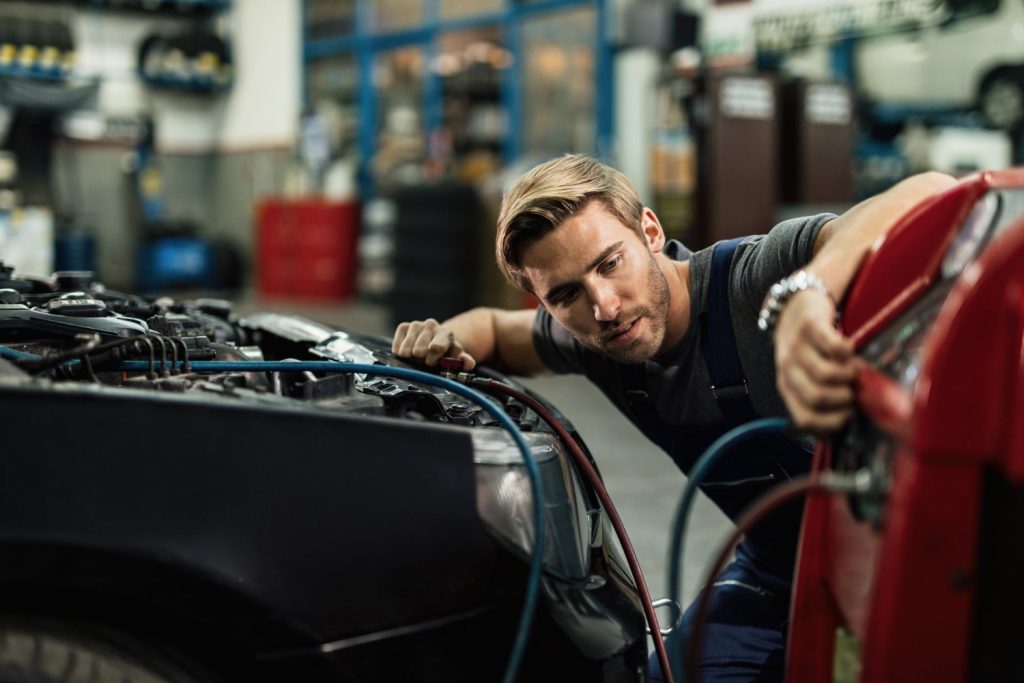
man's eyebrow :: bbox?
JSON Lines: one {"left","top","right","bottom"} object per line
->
{"left": 542, "top": 241, "right": 624, "bottom": 301}
{"left": 586, "top": 241, "right": 624, "bottom": 273}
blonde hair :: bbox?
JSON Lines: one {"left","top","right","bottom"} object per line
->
{"left": 495, "top": 154, "right": 644, "bottom": 292}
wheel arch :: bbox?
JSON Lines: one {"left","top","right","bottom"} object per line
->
{"left": 0, "top": 541, "right": 327, "bottom": 681}
{"left": 977, "top": 63, "right": 1024, "bottom": 99}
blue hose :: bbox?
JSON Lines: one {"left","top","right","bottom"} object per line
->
{"left": 0, "top": 345, "right": 40, "bottom": 361}
{"left": 0, "top": 350, "right": 545, "bottom": 683}
{"left": 666, "top": 417, "right": 789, "bottom": 681}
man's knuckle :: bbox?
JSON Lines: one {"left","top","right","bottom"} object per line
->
{"left": 792, "top": 412, "right": 813, "bottom": 431}
{"left": 810, "top": 392, "right": 831, "bottom": 410}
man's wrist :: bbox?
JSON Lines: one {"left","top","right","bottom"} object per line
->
{"left": 757, "top": 270, "right": 836, "bottom": 334}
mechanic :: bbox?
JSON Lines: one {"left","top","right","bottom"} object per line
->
{"left": 391, "top": 154, "right": 953, "bottom": 681}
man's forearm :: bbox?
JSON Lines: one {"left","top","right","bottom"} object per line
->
{"left": 441, "top": 307, "right": 500, "bottom": 367}
{"left": 772, "top": 172, "right": 956, "bottom": 433}
{"left": 442, "top": 307, "right": 544, "bottom": 375}
{"left": 807, "top": 172, "right": 957, "bottom": 299}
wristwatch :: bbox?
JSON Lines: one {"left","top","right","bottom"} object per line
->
{"left": 757, "top": 270, "right": 835, "bottom": 333}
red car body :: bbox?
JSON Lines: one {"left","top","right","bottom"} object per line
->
{"left": 789, "top": 169, "right": 1024, "bottom": 682}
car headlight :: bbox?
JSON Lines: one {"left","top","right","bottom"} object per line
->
{"left": 472, "top": 429, "right": 595, "bottom": 581}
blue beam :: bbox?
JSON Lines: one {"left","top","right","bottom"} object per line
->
{"left": 596, "top": 0, "right": 613, "bottom": 160}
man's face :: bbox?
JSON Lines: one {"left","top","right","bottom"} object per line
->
{"left": 520, "top": 201, "right": 672, "bottom": 364}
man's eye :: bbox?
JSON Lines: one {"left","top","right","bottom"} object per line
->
{"left": 601, "top": 257, "right": 620, "bottom": 274}
{"left": 552, "top": 289, "right": 579, "bottom": 306}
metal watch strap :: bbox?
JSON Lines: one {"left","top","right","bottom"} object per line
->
{"left": 757, "top": 270, "right": 835, "bottom": 333}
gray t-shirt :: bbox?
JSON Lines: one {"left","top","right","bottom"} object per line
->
{"left": 531, "top": 214, "right": 834, "bottom": 432}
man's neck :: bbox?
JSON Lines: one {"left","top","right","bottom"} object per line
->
{"left": 660, "top": 256, "right": 692, "bottom": 354}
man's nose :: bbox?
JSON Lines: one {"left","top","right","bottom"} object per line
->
{"left": 590, "top": 283, "right": 620, "bottom": 322}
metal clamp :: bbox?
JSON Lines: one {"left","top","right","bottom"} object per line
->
{"left": 710, "top": 380, "right": 749, "bottom": 401}
{"left": 646, "top": 598, "right": 682, "bottom": 637}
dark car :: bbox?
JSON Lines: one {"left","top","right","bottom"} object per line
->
{"left": 0, "top": 263, "right": 647, "bottom": 683}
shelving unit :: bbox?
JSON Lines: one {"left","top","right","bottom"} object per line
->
{"left": 302, "top": 0, "right": 613, "bottom": 195}
{"left": 75, "top": 0, "right": 230, "bottom": 15}
{"left": 0, "top": 0, "right": 234, "bottom": 96}
{"left": 138, "top": 73, "right": 228, "bottom": 92}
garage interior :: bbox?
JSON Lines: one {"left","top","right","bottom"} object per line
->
{"left": 0, "top": 0, "right": 1022, "bottom": 682}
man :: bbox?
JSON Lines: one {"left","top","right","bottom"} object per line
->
{"left": 392, "top": 154, "right": 953, "bottom": 680}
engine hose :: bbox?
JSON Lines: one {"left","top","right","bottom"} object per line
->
{"left": 666, "top": 417, "right": 789, "bottom": 681}
{"left": 471, "top": 377, "right": 676, "bottom": 683}
{"left": 0, "top": 351, "right": 545, "bottom": 683}
{"left": 0, "top": 346, "right": 35, "bottom": 361}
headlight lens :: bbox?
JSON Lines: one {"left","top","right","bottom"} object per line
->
{"left": 472, "top": 430, "right": 593, "bottom": 580}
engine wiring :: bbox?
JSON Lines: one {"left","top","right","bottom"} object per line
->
{"left": 684, "top": 470, "right": 872, "bottom": 683}
{"left": 150, "top": 335, "right": 169, "bottom": 376}
{"left": 665, "top": 417, "right": 789, "bottom": 680}
{"left": 134, "top": 335, "right": 157, "bottom": 378}
{"left": 13, "top": 335, "right": 132, "bottom": 373}
{"left": 6, "top": 331, "right": 201, "bottom": 383}
{"left": 0, "top": 349, "right": 547, "bottom": 683}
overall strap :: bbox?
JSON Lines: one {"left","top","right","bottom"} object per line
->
{"left": 701, "top": 237, "right": 756, "bottom": 420}
{"left": 620, "top": 361, "right": 664, "bottom": 439}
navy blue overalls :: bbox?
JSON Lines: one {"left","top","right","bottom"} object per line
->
{"left": 632, "top": 238, "right": 813, "bottom": 682}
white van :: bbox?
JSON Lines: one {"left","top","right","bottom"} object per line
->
{"left": 777, "top": 0, "right": 1024, "bottom": 129}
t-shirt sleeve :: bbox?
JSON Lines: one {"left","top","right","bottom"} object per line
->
{"left": 531, "top": 306, "right": 587, "bottom": 374}
{"left": 731, "top": 213, "right": 835, "bottom": 317}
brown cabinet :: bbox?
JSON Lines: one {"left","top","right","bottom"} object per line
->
{"left": 780, "top": 80, "right": 855, "bottom": 204}
{"left": 702, "top": 73, "right": 780, "bottom": 245}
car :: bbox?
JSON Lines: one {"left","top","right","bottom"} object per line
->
{"left": 855, "top": 0, "right": 1024, "bottom": 131}
{"left": 773, "top": 0, "right": 1024, "bottom": 130}
{"left": 0, "top": 262, "right": 648, "bottom": 683}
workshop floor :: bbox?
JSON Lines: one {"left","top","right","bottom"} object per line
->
{"left": 239, "top": 296, "right": 733, "bottom": 633}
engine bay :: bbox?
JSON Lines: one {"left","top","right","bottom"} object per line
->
{"left": 0, "top": 262, "right": 538, "bottom": 431}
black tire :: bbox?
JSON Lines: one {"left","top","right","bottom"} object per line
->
{"left": 0, "top": 618, "right": 211, "bottom": 683}
{"left": 979, "top": 68, "right": 1024, "bottom": 131}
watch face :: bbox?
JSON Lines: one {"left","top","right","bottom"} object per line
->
{"left": 941, "top": 192, "right": 1000, "bottom": 280}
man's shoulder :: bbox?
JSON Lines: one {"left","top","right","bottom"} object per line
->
{"left": 663, "top": 239, "right": 693, "bottom": 262}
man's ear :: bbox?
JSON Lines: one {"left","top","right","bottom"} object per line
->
{"left": 641, "top": 208, "right": 666, "bottom": 253}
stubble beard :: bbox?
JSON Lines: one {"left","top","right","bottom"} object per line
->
{"left": 589, "top": 255, "right": 671, "bottom": 365}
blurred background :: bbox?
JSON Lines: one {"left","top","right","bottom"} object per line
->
{"left": 0, "top": 0, "right": 1020, "bottom": 605}
{"left": 0, "top": 0, "right": 1019, "bottom": 315}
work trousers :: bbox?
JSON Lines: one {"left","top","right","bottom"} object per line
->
{"left": 646, "top": 550, "right": 791, "bottom": 683}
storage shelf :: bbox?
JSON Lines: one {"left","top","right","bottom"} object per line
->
{"left": 76, "top": 0, "right": 230, "bottom": 15}
{"left": 0, "top": 71, "right": 101, "bottom": 111}
{"left": 0, "top": 65, "right": 73, "bottom": 83}
{"left": 140, "top": 73, "right": 231, "bottom": 93}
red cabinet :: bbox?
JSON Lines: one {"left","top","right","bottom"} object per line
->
{"left": 257, "top": 199, "right": 361, "bottom": 301}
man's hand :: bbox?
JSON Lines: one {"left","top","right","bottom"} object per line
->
{"left": 775, "top": 170, "right": 956, "bottom": 435}
{"left": 392, "top": 318, "right": 478, "bottom": 370}
{"left": 773, "top": 289, "right": 857, "bottom": 434}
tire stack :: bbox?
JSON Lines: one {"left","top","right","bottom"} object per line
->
{"left": 389, "top": 182, "right": 482, "bottom": 329}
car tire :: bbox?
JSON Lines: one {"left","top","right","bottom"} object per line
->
{"left": 0, "top": 618, "right": 211, "bottom": 683}
{"left": 979, "top": 69, "right": 1024, "bottom": 131}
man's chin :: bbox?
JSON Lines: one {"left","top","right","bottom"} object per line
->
{"left": 600, "top": 339, "right": 659, "bottom": 365}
